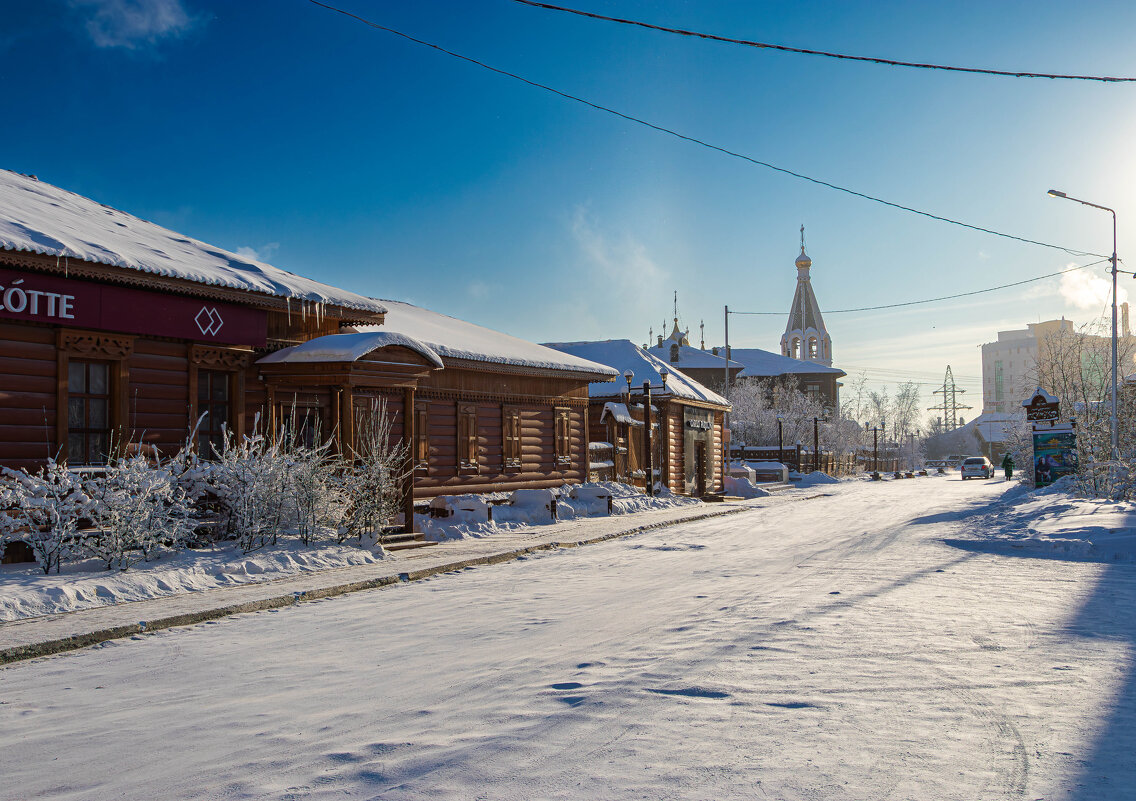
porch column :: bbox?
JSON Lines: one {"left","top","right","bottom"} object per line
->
{"left": 402, "top": 386, "right": 416, "bottom": 533}
{"left": 339, "top": 385, "right": 355, "bottom": 456}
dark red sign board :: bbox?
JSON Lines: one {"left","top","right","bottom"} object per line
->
{"left": 1025, "top": 395, "right": 1060, "bottom": 422}
{"left": 0, "top": 267, "right": 266, "bottom": 346}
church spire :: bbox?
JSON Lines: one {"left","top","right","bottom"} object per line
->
{"left": 780, "top": 228, "right": 832, "bottom": 366}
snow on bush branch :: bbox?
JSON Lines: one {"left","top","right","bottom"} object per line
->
{"left": 0, "top": 405, "right": 409, "bottom": 572}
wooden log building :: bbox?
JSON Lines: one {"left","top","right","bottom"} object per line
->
{"left": 543, "top": 340, "right": 730, "bottom": 497}
{"left": 0, "top": 170, "right": 616, "bottom": 533}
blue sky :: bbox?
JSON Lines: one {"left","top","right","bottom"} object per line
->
{"left": 4, "top": 0, "right": 1136, "bottom": 412}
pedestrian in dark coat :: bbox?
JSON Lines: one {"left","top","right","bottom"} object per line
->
{"left": 1001, "top": 452, "right": 1014, "bottom": 481}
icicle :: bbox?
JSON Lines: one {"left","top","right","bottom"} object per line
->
{"left": 302, "top": 300, "right": 307, "bottom": 322}
{"left": 286, "top": 296, "right": 291, "bottom": 324}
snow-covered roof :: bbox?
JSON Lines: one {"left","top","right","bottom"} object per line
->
{"left": 600, "top": 402, "right": 635, "bottom": 425}
{"left": 256, "top": 331, "right": 443, "bottom": 368}
{"left": 726, "top": 347, "right": 845, "bottom": 378}
{"left": 644, "top": 342, "right": 742, "bottom": 370}
{"left": 543, "top": 340, "right": 729, "bottom": 407}
{"left": 0, "top": 170, "right": 386, "bottom": 315}
{"left": 352, "top": 301, "right": 617, "bottom": 378}
{"left": 960, "top": 412, "right": 1023, "bottom": 444}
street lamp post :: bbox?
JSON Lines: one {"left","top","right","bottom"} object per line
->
{"left": 631, "top": 369, "right": 671, "bottom": 498}
{"left": 1049, "top": 188, "right": 1120, "bottom": 459}
{"left": 776, "top": 415, "right": 784, "bottom": 463}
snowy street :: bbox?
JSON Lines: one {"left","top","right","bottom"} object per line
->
{"left": 2, "top": 476, "right": 1134, "bottom": 800}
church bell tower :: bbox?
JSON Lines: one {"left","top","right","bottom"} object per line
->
{"left": 780, "top": 226, "right": 833, "bottom": 366}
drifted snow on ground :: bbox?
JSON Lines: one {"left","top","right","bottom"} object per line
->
{"left": 0, "top": 482, "right": 698, "bottom": 621}
{"left": 0, "top": 542, "right": 385, "bottom": 622}
{"left": 4, "top": 475, "right": 1136, "bottom": 800}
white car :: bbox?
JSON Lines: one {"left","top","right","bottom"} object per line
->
{"left": 960, "top": 456, "right": 994, "bottom": 480}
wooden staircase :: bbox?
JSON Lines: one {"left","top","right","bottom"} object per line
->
{"left": 381, "top": 532, "right": 439, "bottom": 552}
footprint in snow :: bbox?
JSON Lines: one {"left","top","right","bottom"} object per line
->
{"left": 646, "top": 687, "right": 731, "bottom": 700}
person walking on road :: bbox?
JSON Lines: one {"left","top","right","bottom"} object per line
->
{"left": 1002, "top": 452, "right": 1015, "bottom": 481}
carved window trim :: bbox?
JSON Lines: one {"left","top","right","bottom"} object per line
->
{"left": 56, "top": 329, "right": 134, "bottom": 465}
{"left": 457, "top": 404, "right": 479, "bottom": 473}
{"left": 554, "top": 407, "right": 572, "bottom": 466}
{"left": 502, "top": 406, "right": 522, "bottom": 470}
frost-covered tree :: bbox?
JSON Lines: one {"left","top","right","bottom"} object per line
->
{"left": 0, "top": 460, "right": 94, "bottom": 574}
{"left": 341, "top": 399, "right": 410, "bottom": 547}
{"left": 1029, "top": 320, "right": 1136, "bottom": 497}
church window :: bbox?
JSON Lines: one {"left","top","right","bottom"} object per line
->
{"left": 808, "top": 338, "right": 818, "bottom": 359}
{"left": 670, "top": 343, "right": 680, "bottom": 363}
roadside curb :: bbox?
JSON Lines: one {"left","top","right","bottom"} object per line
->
{"left": 0, "top": 504, "right": 754, "bottom": 666}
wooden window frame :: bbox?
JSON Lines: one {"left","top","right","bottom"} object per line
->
{"left": 554, "top": 407, "right": 572, "bottom": 466}
{"left": 66, "top": 360, "right": 112, "bottom": 465}
{"left": 502, "top": 406, "right": 522, "bottom": 470}
{"left": 414, "top": 402, "right": 429, "bottom": 472}
{"left": 188, "top": 345, "right": 250, "bottom": 455}
{"left": 195, "top": 369, "right": 232, "bottom": 459}
{"left": 457, "top": 404, "right": 479, "bottom": 473}
{"left": 56, "top": 330, "right": 134, "bottom": 466}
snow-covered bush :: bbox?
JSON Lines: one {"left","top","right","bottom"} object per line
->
{"left": 286, "top": 435, "right": 346, "bottom": 546}
{"left": 207, "top": 428, "right": 292, "bottom": 553}
{"left": 86, "top": 453, "right": 195, "bottom": 570}
{"left": 0, "top": 460, "right": 94, "bottom": 574}
{"left": 341, "top": 400, "right": 408, "bottom": 547}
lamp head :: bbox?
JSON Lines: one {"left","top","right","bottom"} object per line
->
{"left": 1048, "top": 189, "right": 1067, "bottom": 198}
{"left": 624, "top": 369, "right": 634, "bottom": 387}
{"left": 659, "top": 367, "right": 669, "bottom": 388}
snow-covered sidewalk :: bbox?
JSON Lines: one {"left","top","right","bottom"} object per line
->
{"left": 0, "top": 494, "right": 777, "bottom": 663}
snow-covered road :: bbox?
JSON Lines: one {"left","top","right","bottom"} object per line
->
{"left": 2, "top": 476, "right": 1134, "bottom": 800}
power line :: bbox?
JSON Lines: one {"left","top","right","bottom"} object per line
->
{"left": 513, "top": 0, "right": 1136, "bottom": 83}
{"left": 728, "top": 260, "right": 1109, "bottom": 315}
{"left": 307, "top": 0, "right": 1103, "bottom": 259}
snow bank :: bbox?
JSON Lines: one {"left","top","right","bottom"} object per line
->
{"left": 0, "top": 541, "right": 384, "bottom": 622}
{"left": 795, "top": 471, "right": 840, "bottom": 487}
{"left": 949, "top": 478, "right": 1136, "bottom": 562}
{"left": 724, "top": 475, "right": 771, "bottom": 498}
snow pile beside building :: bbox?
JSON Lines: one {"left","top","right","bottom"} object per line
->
{"left": 724, "top": 476, "right": 772, "bottom": 498}
{"left": 417, "top": 482, "right": 700, "bottom": 541}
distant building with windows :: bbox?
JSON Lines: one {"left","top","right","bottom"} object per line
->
{"left": 980, "top": 312, "right": 1135, "bottom": 413}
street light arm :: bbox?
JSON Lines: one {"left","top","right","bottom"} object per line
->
{"left": 1049, "top": 189, "right": 1115, "bottom": 216}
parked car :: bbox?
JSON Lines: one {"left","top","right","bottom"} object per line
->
{"left": 960, "top": 456, "right": 994, "bottom": 480}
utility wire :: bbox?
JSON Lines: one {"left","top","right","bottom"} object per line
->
{"left": 307, "top": 0, "right": 1103, "bottom": 259}
{"left": 513, "top": 0, "right": 1136, "bottom": 83}
{"left": 728, "top": 260, "right": 1110, "bottom": 315}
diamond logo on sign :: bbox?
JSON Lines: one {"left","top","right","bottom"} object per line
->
{"left": 195, "top": 306, "right": 224, "bottom": 337}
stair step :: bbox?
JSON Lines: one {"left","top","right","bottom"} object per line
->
{"left": 385, "top": 539, "right": 439, "bottom": 552}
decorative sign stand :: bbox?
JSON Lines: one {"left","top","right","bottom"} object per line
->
{"left": 1023, "top": 387, "right": 1078, "bottom": 487}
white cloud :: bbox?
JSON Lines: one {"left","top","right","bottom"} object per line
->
{"left": 467, "top": 281, "right": 490, "bottom": 300}
{"left": 1059, "top": 268, "right": 1127, "bottom": 310}
{"left": 71, "top": 0, "right": 197, "bottom": 49}
{"left": 235, "top": 242, "right": 280, "bottom": 263}
{"left": 564, "top": 205, "right": 667, "bottom": 337}
{"left": 570, "top": 206, "right": 662, "bottom": 284}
